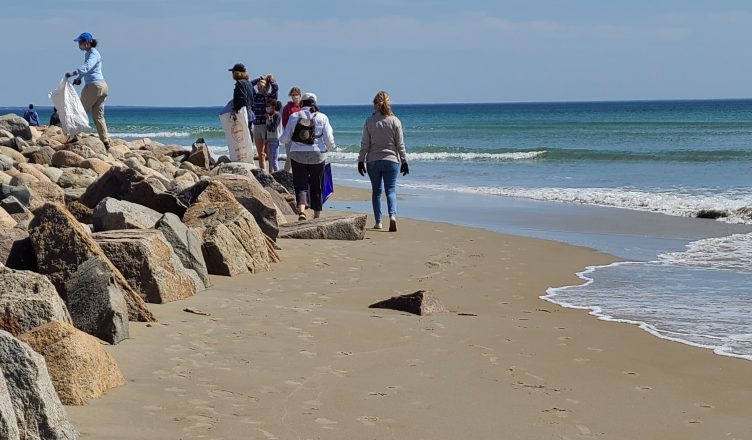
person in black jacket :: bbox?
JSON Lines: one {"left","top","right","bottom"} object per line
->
{"left": 49, "top": 107, "right": 61, "bottom": 126}
{"left": 229, "top": 63, "right": 255, "bottom": 126}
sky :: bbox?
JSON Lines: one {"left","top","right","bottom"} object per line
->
{"left": 1, "top": 0, "right": 751, "bottom": 106}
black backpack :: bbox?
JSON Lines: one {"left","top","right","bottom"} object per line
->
{"left": 291, "top": 112, "right": 319, "bottom": 145}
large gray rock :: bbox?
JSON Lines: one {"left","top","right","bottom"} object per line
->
{"left": 56, "top": 167, "right": 98, "bottom": 189}
{"left": 0, "top": 114, "right": 32, "bottom": 141}
{"left": 28, "top": 203, "right": 155, "bottom": 322}
{"left": 268, "top": 186, "right": 296, "bottom": 216}
{"left": 74, "top": 136, "right": 107, "bottom": 156}
{"left": 92, "top": 197, "right": 162, "bottom": 232}
{"left": 182, "top": 181, "right": 277, "bottom": 276}
{"left": 0, "top": 155, "right": 13, "bottom": 171}
{"left": 0, "top": 228, "right": 36, "bottom": 270}
{"left": 79, "top": 166, "right": 188, "bottom": 216}
{"left": 206, "top": 174, "right": 280, "bottom": 240}
{"left": 0, "top": 184, "right": 31, "bottom": 207}
{"left": 0, "top": 365, "right": 20, "bottom": 440}
{"left": 279, "top": 214, "right": 367, "bottom": 240}
{"left": 210, "top": 161, "right": 256, "bottom": 177}
{"left": 0, "top": 265, "right": 72, "bottom": 336}
{"left": 156, "top": 213, "right": 210, "bottom": 287}
{"left": 27, "top": 181, "right": 66, "bottom": 210}
{"left": 185, "top": 140, "right": 212, "bottom": 169}
{"left": 251, "top": 168, "right": 289, "bottom": 194}
{"left": 64, "top": 257, "right": 129, "bottom": 344}
{"left": 51, "top": 150, "right": 85, "bottom": 168}
{"left": 0, "top": 330, "right": 79, "bottom": 440}
{"left": 369, "top": 290, "right": 449, "bottom": 316}
{"left": 271, "top": 170, "right": 294, "bottom": 193}
{"left": 93, "top": 230, "right": 198, "bottom": 304}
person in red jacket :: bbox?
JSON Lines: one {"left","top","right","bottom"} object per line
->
{"left": 281, "top": 87, "right": 302, "bottom": 172}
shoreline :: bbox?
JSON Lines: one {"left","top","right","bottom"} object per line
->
{"left": 67, "top": 190, "right": 752, "bottom": 438}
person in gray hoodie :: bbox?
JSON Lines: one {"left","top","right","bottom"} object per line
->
{"left": 358, "top": 91, "right": 409, "bottom": 232}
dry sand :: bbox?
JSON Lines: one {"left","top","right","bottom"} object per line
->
{"left": 67, "top": 186, "right": 752, "bottom": 439}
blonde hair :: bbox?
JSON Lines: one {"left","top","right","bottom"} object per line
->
{"left": 373, "top": 91, "right": 393, "bottom": 116}
{"left": 233, "top": 71, "right": 249, "bottom": 81}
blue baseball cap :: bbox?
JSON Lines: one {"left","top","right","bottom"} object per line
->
{"left": 74, "top": 32, "right": 94, "bottom": 42}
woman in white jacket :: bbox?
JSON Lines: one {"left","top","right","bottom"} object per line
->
{"left": 279, "top": 92, "right": 335, "bottom": 221}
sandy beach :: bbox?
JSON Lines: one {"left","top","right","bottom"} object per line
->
{"left": 63, "top": 186, "right": 752, "bottom": 439}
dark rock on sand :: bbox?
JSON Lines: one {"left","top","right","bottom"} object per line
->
{"left": 369, "top": 290, "right": 449, "bottom": 316}
{"left": 279, "top": 214, "right": 367, "bottom": 241}
{"left": 695, "top": 209, "right": 728, "bottom": 220}
{"left": 64, "top": 257, "right": 130, "bottom": 345}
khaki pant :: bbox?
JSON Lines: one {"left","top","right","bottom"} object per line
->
{"left": 81, "top": 82, "right": 110, "bottom": 143}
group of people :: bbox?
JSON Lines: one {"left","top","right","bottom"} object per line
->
{"left": 59, "top": 32, "right": 410, "bottom": 231}
{"left": 23, "top": 105, "right": 61, "bottom": 127}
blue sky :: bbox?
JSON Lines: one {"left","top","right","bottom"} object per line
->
{"left": 2, "top": 0, "right": 751, "bottom": 106}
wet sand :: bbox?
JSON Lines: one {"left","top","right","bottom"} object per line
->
{"left": 67, "top": 187, "right": 752, "bottom": 439}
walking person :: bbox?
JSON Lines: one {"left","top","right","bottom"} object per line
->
{"left": 23, "top": 104, "right": 39, "bottom": 127}
{"left": 358, "top": 91, "right": 409, "bottom": 232}
{"left": 65, "top": 32, "right": 111, "bottom": 148}
{"left": 265, "top": 100, "right": 283, "bottom": 172}
{"left": 250, "top": 74, "right": 278, "bottom": 170}
{"left": 280, "top": 92, "right": 335, "bottom": 221}
{"left": 228, "top": 63, "right": 255, "bottom": 161}
{"left": 281, "top": 87, "right": 302, "bottom": 172}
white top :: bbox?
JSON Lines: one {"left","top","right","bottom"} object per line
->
{"left": 279, "top": 108, "right": 336, "bottom": 154}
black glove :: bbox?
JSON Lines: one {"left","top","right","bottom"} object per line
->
{"left": 65, "top": 72, "right": 74, "bottom": 78}
{"left": 400, "top": 162, "right": 409, "bottom": 176}
{"left": 72, "top": 78, "right": 82, "bottom": 86}
{"left": 357, "top": 161, "right": 366, "bottom": 176}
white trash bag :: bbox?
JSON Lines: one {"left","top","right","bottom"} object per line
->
{"left": 48, "top": 78, "right": 90, "bottom": 135}
{"left": 219, "top": 104, "right": 254, "bottom": 163}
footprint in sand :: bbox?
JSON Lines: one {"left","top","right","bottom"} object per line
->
{"left": 635, "top": 386, "right": 652, "bottom": 392}
{"left": 543, "top": 407, "right": 569, "bottom": 419}
{"left": 315, "top": 418, "right": 339, "bottom": 429}
{"left": 685, "top": 419, "right": 702, "bottom": 424}
{"left": 357, "top": 416, "right": 380, "bottom": 426}
{"left": 623, "top": 371, "right": 639, "bottom": 376}
{"left": 696, "top": 403, "right": 714, "bottom": 409}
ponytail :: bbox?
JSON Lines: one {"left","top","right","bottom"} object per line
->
{"left": 373, "top": 91, "right": 393, "bottom": 116}
{"left": 90, "top": 39, "right": 98, "bottom": 48}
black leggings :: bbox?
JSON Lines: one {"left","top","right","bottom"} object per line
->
{"left": 291, "top": 160, "right": 325, "bottom": 212}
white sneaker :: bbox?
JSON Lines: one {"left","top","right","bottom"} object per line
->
{"left": 389, "top": 216, "right": 397, "bottom": 232}
{"left": 373, "top": 223, "right": 382, "bottom": 229}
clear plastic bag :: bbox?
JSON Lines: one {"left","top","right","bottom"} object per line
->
{"left": 48, "top": 78, "right": 90, "bottom": 135}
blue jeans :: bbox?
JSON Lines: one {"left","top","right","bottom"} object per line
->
{"left": 367, "top": 160, "right": 399, "bottom": 221}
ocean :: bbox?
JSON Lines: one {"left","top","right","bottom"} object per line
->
{"left": 4, "top": 100, "right": 752, "bottom": 359}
